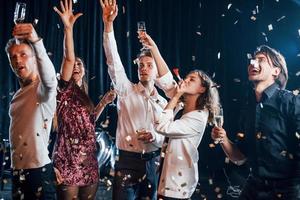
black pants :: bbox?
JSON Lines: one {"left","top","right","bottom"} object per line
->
{"left": 112, "top": 150, "right": 160, "bottom": 200}
{"left": 12, "top": 163, "right": 56, "bottom": 200}
{"left": 157, "top": 195, "right": 189, "bottom": 200}
{"left": 239, "top": 175, "right": 300, "bottom": 200}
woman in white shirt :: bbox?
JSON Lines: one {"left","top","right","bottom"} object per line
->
{"left": 155, "top": 70, "right": 220, "bottom": 200}
{"left": 138, "top": 31, "right": 220, "bottom": 199}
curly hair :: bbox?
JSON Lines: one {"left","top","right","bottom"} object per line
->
{"left": 190, "top": 70, "right": 221, "bottom": 123}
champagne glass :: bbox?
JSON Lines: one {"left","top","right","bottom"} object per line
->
{"left": 214, "top": 108, "right": 224, "bottom": 144}
{"left": 14, "top": 2, "right": 26, "bottom": 24}
{"left": 14, "top": 2, "right": 26, "bottom": 45}
{"left": 137, "top": 21, "right": 148, "bottom": 51}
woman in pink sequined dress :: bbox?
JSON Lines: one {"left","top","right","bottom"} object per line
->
{"left": 52, "top": 0, "right": 116, "bottom": 199}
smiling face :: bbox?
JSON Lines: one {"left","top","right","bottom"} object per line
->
{"left": 137, "top": 56, "right": 156, "bottom": 83}
{"left": 8, "top": 43, "right": 37, "bottom": 82}
{"left": 248, "top": 53, "right": 281, "bottom": 87}
{"left": 72, "top": 58, "right": 85, "bottom": 84}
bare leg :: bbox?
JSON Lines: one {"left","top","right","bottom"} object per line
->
{"left": 78, "top": 182, "right": 99, "bottom": 200}
{"left": 57, "top": 185, "right": 79, "bottom": 200}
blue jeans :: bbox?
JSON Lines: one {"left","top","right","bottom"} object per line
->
{"left": 112, "top": 150, "right": 160, "bottom": 200}
{"left": 12, "top": 163, "right": 57, "bottom": 200}
{"left": 239, "top": 175, "right": 300, "bottom": 200}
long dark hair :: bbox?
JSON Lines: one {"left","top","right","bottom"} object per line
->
{"left": 74, "top": 57, "right": 94, "bottom": 114}
{"left": 191, "top": 70, "right": 221, "bottom": 123}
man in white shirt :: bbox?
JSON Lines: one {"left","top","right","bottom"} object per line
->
{"left": 6, "top": 23, "right": 57, "bottom": 199}
{"left": 100, "top": 0, "right": 175, "bottom": 199}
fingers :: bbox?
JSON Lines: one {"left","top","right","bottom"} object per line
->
{"left": 54, "top": 167, "right": 64, "bottom": 185}
{"left": 60, "top": 0, "right": 66, "bottom": 12}
{"left": 13, "top": 23, "right": 38, "bottom": 41}
{"left": 69, "top": 0, "right": 72, "bottom": 12}
{"left": 99, "top": 0, "right": 105, "bottom": 8}
{"left": 74, "top": 12, "right": 83, "bottom": 20}
{"left": 53, "top": 6, "right": 63, "bottom": 17}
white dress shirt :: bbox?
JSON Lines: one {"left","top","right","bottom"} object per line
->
{"left": 103, "top": 31, "right": 174, "bottom": 153}
{"left": 9, "top": 39, "right": 57, "bottom": 169}
{"left": 156, "top": 108, "right": 209, "bottom": 198}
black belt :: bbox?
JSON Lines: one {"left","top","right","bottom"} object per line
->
{"left": 119, "top": 149, "right": 160, "bottom": 161}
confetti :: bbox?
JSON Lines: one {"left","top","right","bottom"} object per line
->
{"left": 295, "top": 71, "right": 300, "bottom": 76}
{"left": 73, "top": 0, "right": 78, "bottom": 3}
{"left": 227, "top": 3, "right": 232, "bottom": 10}
{"left": 90, "top": 76, "right": 96, "bottom": 80}
{"left": 276, "top": 16, "right": 285, "bottom": 22}
{"left": 57, "top": 24, "right": 60, "bottom": 29}
{"left": 233, "top": 20, "right": 239, "bottom": 25}
{"left": 268, "top": 24, "right": 273, "bottom": 31}
{"left": 196, "top": 31, "right": 202, "bottom": 36}
{"left": 122, "top": 6, "right": 125, "bottom": 14}
{"left": 250, "top": 16, "right": 256, "bottom": 21}
{"left": 233, "top": 78, "right": 241, "bottom": 82}
{"left": 126, "top": 31, "right": 130, "bottom": 38}
{"left": 296, "top": 132, "right": 300, "bottom": 139}
{"left": 247, "top": 53, "right": 252, "bottom": 59}
{"left": 125, "top": 135, "right": 132, "bottom": 141}
{"left": 217, "top": 52, "right": 221, "bottom": 59}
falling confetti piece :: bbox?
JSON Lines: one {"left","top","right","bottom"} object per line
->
{"left": 296, "top": 132, "right": 300, "bottom": 139}
{"left": 209, "top": 143, "right": 216, "bottom": 148}
{"left": 295, "top": 71, "right": 300, "bottom": 76}
{"left": 276, "top": 16, "right": 285, "bottom": 22}
{"left": 208, "top": 178, "right": 213, "bottom": 185}
{"left": 125, "top": 135, "right": 132, "bottom": 141}
{"left": 233, "top": 78, "right": 241, "bottom": 82}
{"left": 126, "top": 31, "right": 130, "bottom": 38}
{"left": 196, "top": 31, "right": 201, "bottom": 36}
{"left": 90, "top": 76, "right": 96, "bottom": 80}
{"left": 250, "top": 16, "right": 256, "bottom": 21}
{"left": 227, "top": 3, "right": 232, "bottom": 10}
{"left": 57, "top": 24, "right": 60, "bottom": 29}
{"left": 225, "top": 157, "right": 230, "bottom": 163}
{"left": 34, "top": 18, "right": 39, "bottom": 25}
{"left": 247, "top": 53, "right": 252, "bottom": 59}
{"left": 214, "top": 187, "right": 221, "bottom": 193}
{"left": 268, "top": 24, "right": 273, "bottom": 31}
{"left": 233, "top": 20, "right": 239, "bottom": 25}
{"left": 217, "top": 52, "right": 221, "bottom": 59}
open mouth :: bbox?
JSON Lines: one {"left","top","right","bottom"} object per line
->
{"left": 17, "top": 66, "right": 25, "bottom": 72}
{"left": 249, "top": 66, "right": 261, "bottom": 75}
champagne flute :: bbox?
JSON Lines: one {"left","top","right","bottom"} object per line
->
{"left": 137, "top": 21, "right": 148, "bottom": 51}
{"left": 214, "top": 108, "right": 224, "bottom": 144}
{"left": 14, "top": 2, "right": 26, "bottom": 45}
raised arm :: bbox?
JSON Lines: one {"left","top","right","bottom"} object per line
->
{"left": 138, "top": 32, "right": 169, "bottom": 77}
{"left": 138, "top": 32, "right": 176, "bottom": 97}
{"left": 100, "top": 0, "right": 131, "bottom": 95}
{"left": 54, "top": 0, "right": 82, "bottom": 81}
{"left": 13, "top": 23, "right": 57, "bottom": 102}
{"left": 94, "top": 89, "right": 116, "bottom": 121}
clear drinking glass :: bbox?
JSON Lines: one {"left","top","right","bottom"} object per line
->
{"left": 14, "top": 2, "right": 26, "bottom": 44}
{"left": 137, "top": 21, "right": 148, "bottom": 51}
{"left": 214, "top": 108, "right": 224, "bottom": 144}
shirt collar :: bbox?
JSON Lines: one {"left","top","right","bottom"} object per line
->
{"left": 262, "top": 82, "right": 280, "bottom": 100}
{"left": 137, "top": 82, "right": 158, "bottom": 99}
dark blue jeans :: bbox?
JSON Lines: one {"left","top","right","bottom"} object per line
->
{"left": 112, "top": 150, "right": 160, "bottom": 200}
{"left": 239, "top": 175, "right": 300, "bottom": 200}
{"left": 12, "top": 163, "right": 57, "bottom": 200}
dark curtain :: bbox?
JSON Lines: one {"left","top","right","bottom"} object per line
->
{"left": 1, "top": 0, "right": 300, "bottom": 171}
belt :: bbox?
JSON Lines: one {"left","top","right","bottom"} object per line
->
{"left": 119, "top": 149, "right": 160, "bottom": 161}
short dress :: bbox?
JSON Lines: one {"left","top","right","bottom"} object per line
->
{"left": 52, "top": 79, "right": 99, "bottom": 186}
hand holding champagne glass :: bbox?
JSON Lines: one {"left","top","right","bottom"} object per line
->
{"left": 214, "top": 108, "right": 224, "bottom": 144}
{"left": 137, "top": 21, "right": 148, "bottom": 51}
{"left": 14, "top": 2, "right": 26, "bottom": 44}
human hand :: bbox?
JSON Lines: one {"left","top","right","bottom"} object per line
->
{"left": 99, "top": 0, "right": 118, "bottom": 24}
{"left": 53, "top": 0, "right": 83, "bottom": 29}
{"left": 13, "top": 23, "right": 39, "bottom": 43}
